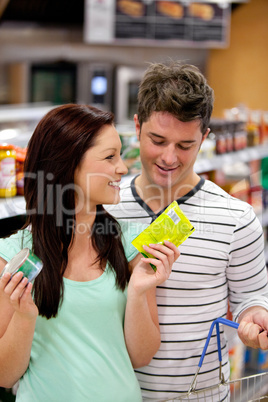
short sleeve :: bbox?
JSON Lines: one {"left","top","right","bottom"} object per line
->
{"left": 119, "top": 220, "right": 147, "bottom": 262}
{"left": 227, "top": 205, "right": 268, "bottom": 321}
{"left": 0, "top": 229, "right": 33, "bottom": 263}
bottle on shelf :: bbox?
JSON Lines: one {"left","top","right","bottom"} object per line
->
{"left": 14, "top": 146, "right": 27, "bottom": 196}
{"left": 247, "top": 123, "right": 259, "bottom": 147}
{"left": 0, "top": 144, "right": 17, "bottom": 198}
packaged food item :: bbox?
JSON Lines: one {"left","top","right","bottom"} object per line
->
{"left": 247, "top": 123, "right": 259, "bottom": 147}
{"left": 262, "top": 111, "right": 268, "bottom": 144}
{"left": 233, "top": 121, "right": 247, "bottom": 151}
{"left": 132, "top": 201, "right": 195, "bottom": 271}
{"left": 117, "top": 0, "right": 145, "bottom": 17}
{"left": 14, "top": 146, "right": 27, "bottom": 195}
{"left": 0, "top": 143, "right": 17, "bottom": 197}
{"left": 188, "top": 3, "right": 214, "bottom": 20}
{"left": 0, "top": 248, "right": 43, "bottom": 283}
{"left": 157, "top": 1, "right": 184, "bottom": 19}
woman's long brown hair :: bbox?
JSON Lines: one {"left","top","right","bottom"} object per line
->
{"left": 24, "top": 104, "right": 130, "bottom": 319}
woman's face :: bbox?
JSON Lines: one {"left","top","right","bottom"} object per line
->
{"left": 74, "top": 124, "right": 128, "bottom": 214}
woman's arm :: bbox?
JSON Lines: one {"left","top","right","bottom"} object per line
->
{"left": 0, "top": 258, "right": 38, "bottom": 388}
{"left": 124, "top": 241, "right": 179, "bottom": 368}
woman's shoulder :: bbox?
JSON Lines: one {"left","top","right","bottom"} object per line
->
{"left": 119, "top": 220, "right": 147, "bottom": 262}
{"left": 119, "top": 220, "right": 147, "bottom": 241}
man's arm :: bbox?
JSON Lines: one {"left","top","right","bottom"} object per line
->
{"left": 237, "top": 306, "right": 268, "bottom": 350}
{"left": 227, "top": 205, "right": 268, "bottom": 350}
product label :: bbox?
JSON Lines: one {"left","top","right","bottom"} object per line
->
{"left": 167, "top": 208, "right": 180, "bottom": 225}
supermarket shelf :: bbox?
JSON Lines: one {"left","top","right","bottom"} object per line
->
{"left": 194, "top": 144, "right": 268, "bottom": 173}
{"left": 0, "top": 196, "right": 26, "bottom": 219}
{"left": 0, "top": 103, "right": 55, "bottom": 123}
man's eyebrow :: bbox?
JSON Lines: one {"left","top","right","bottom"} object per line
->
{"left": 148, "top": 132, "right": 164, "bottom": 139}
{"left": 149, "top": 132, "right": 196, "bottom": 143}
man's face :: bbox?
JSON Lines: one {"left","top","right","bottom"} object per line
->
{"left": 135, "top": 112, "right": 209, "bottom": 196}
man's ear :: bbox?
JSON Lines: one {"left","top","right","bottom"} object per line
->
{"left": 134, "top": 114, "right": 141, "bottom": 141}
{"left": 201, "top": 128, "right": 210, "bottom": 145}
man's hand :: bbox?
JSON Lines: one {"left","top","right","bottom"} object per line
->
{"left": 237, "top": 306, "right": 268, "bottom": 350}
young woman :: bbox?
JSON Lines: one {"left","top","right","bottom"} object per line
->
{"left": 0, "top": 104, "right": 179, "bottom": 402}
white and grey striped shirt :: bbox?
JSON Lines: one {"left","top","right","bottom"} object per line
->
{"left": 106, "top": 176, "right": 268, "bottom": 401}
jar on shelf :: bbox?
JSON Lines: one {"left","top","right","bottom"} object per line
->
{"left": 215, "top": 130, "right": 227, "bottom": 155}
{"left": 233, "top": 121, "right": 247, "bottom": 151}
{"left": 262, "top": 111, "right": 268, "bottom": 144}
{"left": 14, "top": 146, "right": 27, "bottom": 196}
{"left": 247, "top": 124, "right": 259, "bottom": 147}
{"left": 0, "top": 144, "right": 17, "bottom": 197}
{"left": 225, "top": 129, "right": 233, "bottom": 153}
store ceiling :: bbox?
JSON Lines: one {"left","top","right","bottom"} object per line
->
{"left": 0, "top": 0, "right": 244, "bottom": 27}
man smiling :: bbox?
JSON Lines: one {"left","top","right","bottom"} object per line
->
{"left": 106, "top": 60, "right": 268, "bottom": 401}
{"left": 134, "top": 113, "right": 208, "bottom": 211}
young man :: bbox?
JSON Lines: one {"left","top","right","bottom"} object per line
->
{"left": 106, "top": 61, "right": 268, "bottom": 400}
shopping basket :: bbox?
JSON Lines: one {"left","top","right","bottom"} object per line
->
{"left": 163, "top": 318, "right": 268, "bottom": 401}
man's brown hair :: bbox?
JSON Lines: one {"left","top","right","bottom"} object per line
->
{"left": 137, "top": 60, "right": 214, "bottom": 135}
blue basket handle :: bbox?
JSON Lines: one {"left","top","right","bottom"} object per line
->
{"left": 188, "top": 318, "right": 239, "bottom": 393}
{"left": 198, "top": 317, "right": 239, "bottom": 368}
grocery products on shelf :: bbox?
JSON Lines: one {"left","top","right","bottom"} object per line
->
{"left": 14, "top": 146, "right": 26, "bottom": 196}
{"left": 210, "top": 119, "right": 247, "bottom": 155}
{"left": 0, "top": 103, "right": 50, "bottom": 200}
{"left": 0, "top": 144, "right": 27, "bottom": 198}
{"left": 0, "top": 144, "right": 17, "bottom": 198}
{"left": 245, "top": 347, "right": 268, "bottom": 374}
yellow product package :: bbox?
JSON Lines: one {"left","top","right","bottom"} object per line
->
{"left": 131, "top": 201, "right": 195, "bottom": 271}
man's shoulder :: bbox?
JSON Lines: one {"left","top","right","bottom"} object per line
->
{"left": 201, "top": 179, "right": 253, "bottom": 213}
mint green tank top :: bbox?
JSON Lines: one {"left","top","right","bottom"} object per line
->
{"left": 0, "top": 222, "right": 143, "bottom": 402}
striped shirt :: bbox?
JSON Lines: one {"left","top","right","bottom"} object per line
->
{"left": 105, "top": 176, "right": 268, "bottom": 401}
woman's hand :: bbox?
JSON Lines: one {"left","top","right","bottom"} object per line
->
{"left": 0, "top": 271, "right": 38, "bottom": 388}
{"left": 0, "top": 271, "right": 38, "bottom": 321}
{"left": 129, "top": 240, "right": 180, "bottom": 296}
